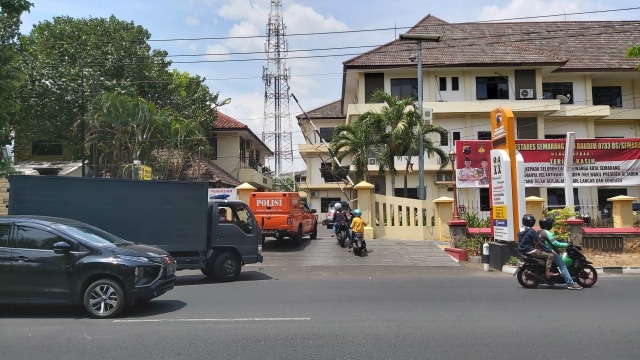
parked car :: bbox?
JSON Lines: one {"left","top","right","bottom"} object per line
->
{"left": 0, "top": 215, "right": 176, "bottom": 318}
{"left": 324, "top": 201, "right": 351, "bottom": 229}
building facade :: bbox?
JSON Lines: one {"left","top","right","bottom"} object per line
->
{"left": 297, "top": 15, "right": 640, "bottom": 217}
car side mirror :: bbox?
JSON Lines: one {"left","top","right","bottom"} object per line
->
{"left": 53, "top": 241, "right": 72, "bottom": 254}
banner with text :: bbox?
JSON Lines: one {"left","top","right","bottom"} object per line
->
{"left": 455, "top": 138, "right": 640, "bottom": 188}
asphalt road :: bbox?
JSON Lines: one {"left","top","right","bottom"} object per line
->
{"left": 2, "top": 229, "right": 639, "bottom": 360}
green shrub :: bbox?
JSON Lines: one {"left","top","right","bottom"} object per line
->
{"left": 457, "top": 235, "right": 484, "bottom": 255}
{"left": 462, "top": 211, "right": 491, "bottom": 228}
{"left": 543, "top": 207, "right": 578, "bottom": 241}
{"left": 505, "top": 256, "right": 519, "bottom": 266}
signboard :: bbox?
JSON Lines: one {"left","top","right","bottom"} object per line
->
{"left": 490, "top": 150, "right": 512, "bottom": 241}
{"left": 208, "top": 187, "right": 237, "bottom": 200}
{"left": 456, "top": 138, "right": 640, "bottom": 188}
{"left": 138, "top": 165, "right": 152, "bottom": 180}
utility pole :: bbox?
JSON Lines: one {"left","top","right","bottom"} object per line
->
{"left": 262, "top": 0, "right": 294, "bottom": 189}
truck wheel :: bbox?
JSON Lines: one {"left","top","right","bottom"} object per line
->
{"left": 292, "top": 225, "right": 303, "bottom": 246}
{"left": 214, "top": 252, "right": 241, "bottom": 282}
{"left": 83, "top": 279, "right": 125, "bottom": 318}
{"left": 201, "top": 261, "right": 216, "bottom": 279}
{"left": 310, "top": 223, "right": 318, "bottom": 240}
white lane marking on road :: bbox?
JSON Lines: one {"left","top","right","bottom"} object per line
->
{"left": 113, "top": 317, "right": 311, "bottom": 323}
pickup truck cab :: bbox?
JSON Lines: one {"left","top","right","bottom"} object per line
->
{"left": 250, "top": 192, "right": 318, "bottom": 245}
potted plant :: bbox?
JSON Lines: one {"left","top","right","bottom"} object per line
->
{"left": 502, "top": 256, "right": 520, "bottom": 274}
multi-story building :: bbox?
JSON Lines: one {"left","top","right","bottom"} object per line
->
{"left": 213, "top": 113, "right": 273, "bottom": 191}
{"left": 298, "top": 15, "right": 640, "bottom": 216}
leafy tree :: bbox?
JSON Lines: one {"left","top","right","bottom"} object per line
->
{"left": 13, "top": 15, "right": 173, "bottom": 162}
{"left": 626, "top": 45, "right": 640, "bottom": 66}
{"left": 0, "top": 0, "right": 32, "bottom": 174}
{"left": 86, "top": 93, "right": 169, "bottom": 177}
{"left": 397, "top": 123, "right": 448, "bottom": 197}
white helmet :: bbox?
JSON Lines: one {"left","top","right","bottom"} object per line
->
{"left": 334, "top": 203, "right": 342, "bottom": 210}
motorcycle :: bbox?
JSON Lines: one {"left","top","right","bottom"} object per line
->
{"left": 515, "top": 243, "right": 598, "bottom": 288}
{"left": 351, "top": 232, "right": 367, "bottom": 256}
{"left": 336, "top": 221, "right": 349, "bottom": 247}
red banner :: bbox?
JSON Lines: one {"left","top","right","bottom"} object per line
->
{"left": 455, "top": 138, "right": 640, "bottom": 188}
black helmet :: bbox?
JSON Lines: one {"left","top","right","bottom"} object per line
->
{"left": 539, "top": 217, "right": 553, "bottom": 230}
{"left": 522, "top": 214, "right": 536, "bottom": 227}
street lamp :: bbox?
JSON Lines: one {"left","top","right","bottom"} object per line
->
{"left": 198, "top": 97, "right": 231, "bottom": 123}
{"left": 448, "top": 149, "right": 460, "bottom": 220}
{"left": 399, "top": 33, "right": 441, "bottom": 200}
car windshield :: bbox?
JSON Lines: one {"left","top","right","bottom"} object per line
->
{"left": 57, "top": 223, "right": 131, "bottom": 247}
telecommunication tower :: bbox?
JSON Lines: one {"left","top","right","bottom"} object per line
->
{"left": 262, "top": 0, "right": 294, "bottom": 188}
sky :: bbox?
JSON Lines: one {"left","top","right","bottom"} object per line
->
{"left": 18, "top": 0, "right": 640, "bottom": 171}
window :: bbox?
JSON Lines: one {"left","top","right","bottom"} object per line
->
{"left": 320, "top": 162, "right": 349, "bottom": 182}
{"left": 394, "top": 187, "right": 418, "bottom": 199}
{"left": 479, "top": 188, "right": 490, "bottom": 211}
{"left": 209, "top": 135, "right": 217, "bottom": 160}
{"left": 477, "top": 131, "right": 491, "bottom": 140}
{"left": 547, "top": 188, "right": 579, "bottom": 210}
{"left": 542, "top": 82, "right": 573, "bottom": 103}
{"left": 439, "top": 77, "right": 447, "bottom": 91}
{"left": 452, "top": 77, "right": 459, "bottom": 91}
{"left": 545, "top": 134, "right": 566, "bottom": 139}
{"left": 476, "top": 76, "right": 509, "bottom": 100}
{"left": 391, "top": 78, "right": 418, "bottom": 100}
{"left": 14, "top": 226, "right": 65, "bottom": 250}
{"left": 443, "top": 132, "right": 461, "bottom": 146}
{"left": 593, "top": 86, "right": 622, "bottom": 107}
{"left": 319, "top": 127, "right": 335, "bottom": 143}
{"left": 32, "top": 138, "right": 63, "bottom": 156}
{"left": 0, "top": 224, "right": 9, "bottom": 247}
{"left": 239, "top": 138, "right": 246, "bottom": 165}
{"left": 365, "top": 73, "right": 384, "bottom": 103}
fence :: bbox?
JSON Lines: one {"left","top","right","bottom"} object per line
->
{"left": 371, "top": 193, "right": 441, "bottom": 241}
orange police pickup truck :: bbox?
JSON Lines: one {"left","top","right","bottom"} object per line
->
{"left": 249, "top": 192, "right": 318, "bottom": 245}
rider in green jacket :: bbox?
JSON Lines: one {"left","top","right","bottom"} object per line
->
{"left": 538, "top": 217, "right": 582, "bottom": 290}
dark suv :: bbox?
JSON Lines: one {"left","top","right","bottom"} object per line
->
{"left": 0, "top": 215, "right": 176, "bottom": 318}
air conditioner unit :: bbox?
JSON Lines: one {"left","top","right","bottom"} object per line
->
{"left": 368, "top": 158, "right": 378, "bottom": 166}
{"left": 519, "top": 88, "right": 534, "bottom": 99}
{"left": 311, "top": 191, "right": 317, "bottom": 197}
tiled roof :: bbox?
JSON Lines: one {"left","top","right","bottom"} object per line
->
{"left": 215, "top": 112, "right": 249, "bottom": 129}
{"left": 296, "top": 99, "right": 343, "bottom": 120}
{"left": 214, "top": 112, "right": 273, "bottom": 155}
{"left": 182, "top": 158, "right": 241, "bottom": 186}
{"left": 344, "top": 15, "right": 640, "bottom": 72}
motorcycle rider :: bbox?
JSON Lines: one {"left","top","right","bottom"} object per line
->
{"left": 517, "top": 214, "right": 559, "bottom": 278}
{"left": 348, "top": 209, "right": 367, "bottom": 251}
{"left": 331, "top": 202, "right": 349, "bottom": 237}
{"left": 539, "top": 217, "right": 583, "bottom": 290}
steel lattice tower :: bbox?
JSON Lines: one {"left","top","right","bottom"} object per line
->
{"left": 262, "top": 0, "right": 294, "bottom": 187}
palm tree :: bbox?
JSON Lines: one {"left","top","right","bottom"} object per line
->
{"left": 398, "top": 123, "right": 449, "bottom": 197}
{"left": 359, "top": 90, "right": 420, "bottom": 194}
{"left": 331, "top": 117, "right": 374, "bottom": 183}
